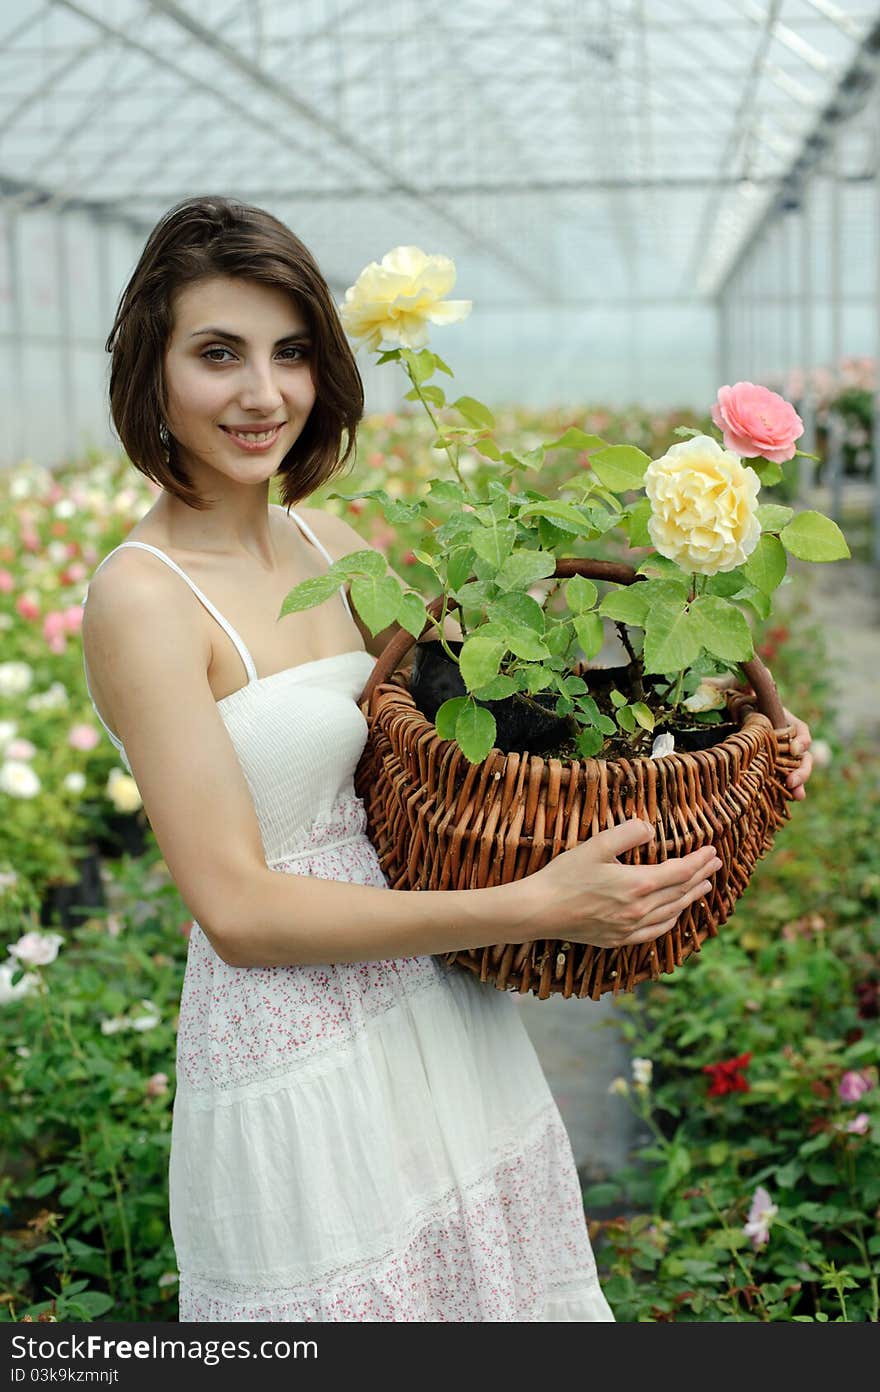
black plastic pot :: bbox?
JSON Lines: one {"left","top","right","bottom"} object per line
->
{"left": 39, "top": 845, "right": 106, "bottom": 931}
{"left": 409, "top": 640, "right": 573, "bottom": 754}
{"left": 95, "top": 811, "right": 148, "bottom": 860}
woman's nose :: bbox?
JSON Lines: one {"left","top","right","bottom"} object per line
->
{"left": 238, "top": 361, "right": 285, "bottom": 410}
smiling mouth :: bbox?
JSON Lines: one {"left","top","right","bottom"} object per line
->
{"left": 219, "top": 425, "right": 284, "bottom": 445}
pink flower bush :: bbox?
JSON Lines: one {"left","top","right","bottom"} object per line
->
{"left": 68, "top": 723, "right": 100, "bottom": 752}
{"left": 711, "top": 382, "right": 804, "bottom": 463}
{"left": 4, "top": 739, "right": 36, "bottom": 761}
{"left": 742, "top": 1185, "right": 778, "bottom": 1250}
{"left": 846, "top": 1113, "right": 870, "bottom": 1136}
{"left": 146, "top": 1072, "right": 169, "bottom": 1098}
{"left": 0, "top": 571, "right": 13, "bottom": 594}
{"left": 15, "top": 594, "right": 40, "bottom": 622}
{"left": 838, "top": 1070, "right": 873, "bottom": 1103}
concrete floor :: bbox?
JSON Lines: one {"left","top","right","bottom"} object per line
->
{"left": 514, "top": 990, "right": 641, "bottom": 1184}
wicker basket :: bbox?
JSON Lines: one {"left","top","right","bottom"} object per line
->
{"left": 354, "top": 558, "right": 799, "bottom": 999}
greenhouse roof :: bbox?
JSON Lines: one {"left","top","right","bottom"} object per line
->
{"left": 2, "top": 0, "right": 879, "bottom": 307}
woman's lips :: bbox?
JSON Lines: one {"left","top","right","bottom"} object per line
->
{"left": 219, "top": 424, "right": 283, "bottom": 452}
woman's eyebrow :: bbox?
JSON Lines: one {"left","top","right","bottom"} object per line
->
{"left": 189, "top": 327, "right": 311, "bottom": 345}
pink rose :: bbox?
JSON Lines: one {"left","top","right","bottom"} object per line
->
{"left": 0, "top": 571, "right": 13, "bottom": 594}
{"left": 711, "top": 382, "right": 804, "bottom": 463}
{"left": 846, "top": 1113, "right": 870, "bottom": 1135}
{"left": 838, "top": 1070, "right": 873, "bottom": 1103}
{"left": 146, "top": 1072, "right": 169, "bottom": 1098}
{"left": 68, "top": 723, "right": 101, "bottom": 751}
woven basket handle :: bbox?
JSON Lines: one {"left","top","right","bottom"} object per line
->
{"left": 359, "top": 556, "right": 789, "bottom": 730}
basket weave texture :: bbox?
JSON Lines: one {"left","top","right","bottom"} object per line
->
{"left": 354, "top": 563, "right": 799, "bottom": 999}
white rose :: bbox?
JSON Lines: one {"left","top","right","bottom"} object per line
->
{"left": 53, "top": 499, "right": 77, "bottom": 520}
{"left": 340, "top": 246, "right": 471, "bottom": 351}
{"left": 632, "top": 1057, "right": 654, "bottom": 1087}
{"left": 0, "top": 959, "right": 39, "bottom": 1006}
{"left": 0, "top": 721, "right": 18, "bottom": 745}
{"left": 0, "top": 662, "right": 33, "bottom": 697}
{"left": 64, "top": 771, "right": 87, "bottom": 794}
{"left": 645, "top": 434, "right": 761, "bottom": 575}
{"left": 0, "top": 760, "right": 41, "bottom": 798}
{"left": 9, "top": 930, "right": 63, "bottom": 967}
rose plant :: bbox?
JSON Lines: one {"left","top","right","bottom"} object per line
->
{"left": 283, "top": 247, "right": 851, "bottom": 765}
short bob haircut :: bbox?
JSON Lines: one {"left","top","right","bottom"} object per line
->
{"left": 105, "top": 195, "right": 364, "bottom": 511}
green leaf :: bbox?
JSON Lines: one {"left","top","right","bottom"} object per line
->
{"left": 731, "top": 582, "right": 771, "bottom": 620}
{"left": 435, "top": 696, "right": 468, "bottom": 740}
{"left": 750, "top": 458, "right": 783, "bottom": 487}
{"left": 543, "top": 427, "right": 607, "bottom": 453}
{"left": 616, "top": 704, "right": 636, "bottom": 733}
{"left": 67, "top": 1291, "right": 115, "bottom": 1318}
{"left": 520, "top": 663, "right": 557, "bottom": 694}
{"left": 598, "top": 585, "right": 649, "bottom": 626}
{"left": 495, "top": 549, "right": 557, "bottom": 591}
{"left": 413, "top": 550, "right": 437, "bottom": 571}
{"left": 625, "top": 497, "right": 653, "bottom": 548}
{"left": 488, "top": 591, "right": 545, "bottom": 632}
{"left": 453, "top": 395, "right": 496, "bottom": 430}
{"left": 757, "top": 503, "right": 794, "bottom": 532}
{"left": 459, "top": 636, "right": 507, "bottom": 691}
{"left": 429, "top": 479, "right": 468, "bottom": 505}
{"left": 401, "top": 347, "right": 436, "bottom": 384}
{"left": 518, "top": 500, "right": 590, "bottom": 533}
{"left": 642, "top": 597, "right": 701, "bottom": 674}
{"left": 447, "top": 546, "right": 476, "bottom": 591}
{"left": 505, "top": 627, "right": 552, "bottom": 661}
{"left": 472, "top": 674, "right": 518, "bottom": 700}
{"left": 456, "top": 702, "right": 497, "bottom": 763}
{"left": 470, "top": 519, "right": 516, "bottom": 569}
{"left": 636, "top": 552, "right": 689, "bottom": 581}
{"left": 431, "top": 351, "right": 454, "bottom": 376}
{"left": 779, "top": 510, "right": 851, "bottom": 562}
{"left": 474, "top": 435, "right": 502, "bottom": 461}
{"left": 588, "top": 444, "right": 650, "bottom": 492}
{"left": 742, "top": 534, "right": 787, "bottom": 595}
{"left": 609, "top": 688, "right": 627, "bottom": 708}
{"left": 688, "top": 595, "right": 754, "bottom": 662}
{"left": 279, "top": 572, "right": 342, "bottom": 616}
{"left": 631, "top": 701, "right": 655, "bottom": 732}
{"left": 573, "top": 612, "right": 604, "bottom": 660}
{"left": 564, "top": 574, "right": 599, "bottom": 613}
{"left": 331, "top": 548, "right": 388, "bottom": 579}
{"left": 406, "top": 383, "right": 445, "bottom": 408}
{"left": 349, "top": 575, "right": 403, "bottom": 636}
{"left": 397, "top": 591, "right": 428, "bottom": 639}
{"left": 576, "top": 728, "right": 604, "bottom": 757}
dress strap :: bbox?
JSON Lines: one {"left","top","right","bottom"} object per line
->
{"left": 86, "top": 541, "right": 258, "bottom": 684}
{"left": 283, "top": 506, "right": 355, "bottom": 623}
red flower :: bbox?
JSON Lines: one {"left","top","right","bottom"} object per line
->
{"left": 702, "top": 1052, "right": 752, "bottom": 1097}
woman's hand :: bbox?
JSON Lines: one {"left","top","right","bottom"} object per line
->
{"left": 514, "top": 819, "right": 722, "bottom": 950}
{"left": 782, "top": 704, "right": 814, "bottom": 800}
{"left": 702, "top": 674, "right": 816, "bottom": 801}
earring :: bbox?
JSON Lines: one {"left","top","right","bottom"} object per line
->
{"left": 159, "top": 421, "right": 170, "bottom": 455}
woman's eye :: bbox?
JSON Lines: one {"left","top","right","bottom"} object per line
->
{"left": 201, "top": 345, "right": 307, "bottom": 363}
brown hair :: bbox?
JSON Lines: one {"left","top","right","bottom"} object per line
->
{"left": 105, "top": 196, "right": 363, "bottom": 510}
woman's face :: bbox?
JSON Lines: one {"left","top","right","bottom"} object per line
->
{"left": 162, "top": 275, "right": 318, "bottom": 487}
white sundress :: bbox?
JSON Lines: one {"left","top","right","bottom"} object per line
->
{"left": 81, "top": 506, "right": 614, "bottom": 1323}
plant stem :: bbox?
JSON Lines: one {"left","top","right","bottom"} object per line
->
{"left": 701, "top": 1185, "right": 769, "bottom": 1321}
{"left": 403, "top": 363, "right": 473, "bottom": 497}
{"left": 98, "top": 1119, "right": 138, "bottom": 1321}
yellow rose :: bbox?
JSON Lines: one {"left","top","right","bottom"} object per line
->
{"left": 644, "top": 435, "right": 761, "bottom": 575}
{"left": 107, "top": 767, "right": 142, "bottom": 814}
{"left": 340, "top": 246, "right": 471, "bottom": 351}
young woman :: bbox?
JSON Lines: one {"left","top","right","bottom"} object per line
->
{"left": 80, "top": 196, "right": 814, "bottom": 1322}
